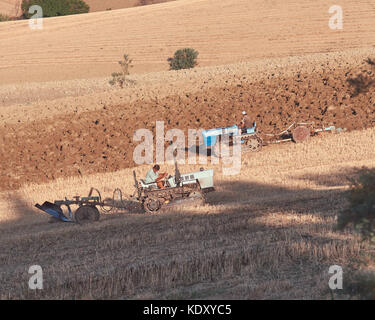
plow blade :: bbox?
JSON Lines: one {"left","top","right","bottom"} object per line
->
{"left": 35, "top": 201, "right": 73, "bottom": 222}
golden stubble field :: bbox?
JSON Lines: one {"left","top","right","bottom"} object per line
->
{"left": 0, "top": 127, "right": 374, "bottom": 299}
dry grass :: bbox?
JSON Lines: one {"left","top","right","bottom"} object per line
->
{"left": 0, "top": 127, "right": 374, "bottom": 299}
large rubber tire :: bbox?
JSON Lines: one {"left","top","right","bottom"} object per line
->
{"left": 75, "top": 206, "right": 100, "bottom": 224}
{"left": 143, "top": 197, "right": 162, "bottom": 214}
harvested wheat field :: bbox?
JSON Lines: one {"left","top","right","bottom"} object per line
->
{"left": 1, "top": 0, "right": 375, "bottom": 300}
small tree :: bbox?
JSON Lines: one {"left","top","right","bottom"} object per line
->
{"left": 337, "top": 167, "right": 375, "bottom": 242}
{"left": 109, "top": 54, "right": 134, "bottom": 88}
{"left": 168, "top": 48, "right": 199, "bottom": 70}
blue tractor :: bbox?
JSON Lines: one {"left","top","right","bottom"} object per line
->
{"left": 202, "top": 122, "right": 263, "bottom": 157}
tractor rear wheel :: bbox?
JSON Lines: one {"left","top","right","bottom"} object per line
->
{"left": 75, "top": 206, "right": 100, "bottom": 224}
{"left": 143, "top": 197, "right": 162, "bottom": 214}
{"left": 244, "top": 135, "right": 263, "bottom": 152}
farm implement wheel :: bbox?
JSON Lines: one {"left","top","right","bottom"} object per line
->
{"left": 292, "top": 126, "right": 311, "bottom": 143}
{"left": 75, "top": 205, "right": 100, "bottom": 224}
{"left": 244, "top": 136, "right": 263, "bottom": 152}
{"left": 143, "top": 197, "right": 162, "bottom": 214}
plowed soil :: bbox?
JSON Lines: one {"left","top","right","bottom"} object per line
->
{"left": 1, "top": 49, "right": 374, "bottom": 190}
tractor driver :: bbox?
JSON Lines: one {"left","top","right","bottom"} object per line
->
{"left": 239, "top": 110, "right": 252, "bottom": 135}
{"left": 145, "top": 165, "right": 168, "bottom": 189}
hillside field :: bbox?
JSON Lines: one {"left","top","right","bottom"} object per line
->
{"left": 0, "top": 0, "right": 375, "bottom": 300}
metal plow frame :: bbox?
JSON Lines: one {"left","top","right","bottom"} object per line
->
{"left": 35, "top": 201, "right": 74, "bottom": 222}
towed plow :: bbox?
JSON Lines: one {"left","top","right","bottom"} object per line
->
{"left": 35, "top": 187, "right": 138, "bottom": 223}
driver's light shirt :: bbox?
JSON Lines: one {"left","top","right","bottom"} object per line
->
{"left": 145, "top": 169, "right": 158, "bottom": 184}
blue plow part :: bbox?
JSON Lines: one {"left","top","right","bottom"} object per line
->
{"left": 35, "top": 201, "right": 73, "bottom": 222}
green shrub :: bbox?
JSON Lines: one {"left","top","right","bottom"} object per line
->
{"left": 168, "top": 48, "right": 199, "bottom": 70}
{"left": 109, "top": 54, "right": 134, "bottom": 88}
{"left": 21, "top": 0, "right": 89, "bottom": 18}
{"left": 337, "top": 167, "right": 375, "bottom": 242}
